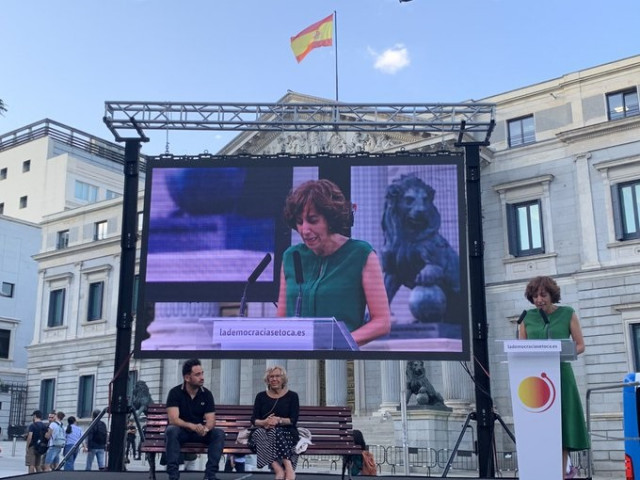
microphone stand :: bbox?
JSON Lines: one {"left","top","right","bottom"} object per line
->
{"left": 539, "top": 309, "right": 552, "bottom": 339}
{"left": 239, "top": 253, "right": 272, "bottom": 317}
{"left": 515, "top": 310, "right": 527, "bottom": 339}
{"left": 239, "top": 283, "right": 250, "bottom": 318}
{"left": 295, "top": 284, "right": 303, "bottom": 318}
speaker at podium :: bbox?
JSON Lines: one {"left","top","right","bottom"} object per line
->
{"left": 501, "top": 339, "right": 578, "bottom": 480}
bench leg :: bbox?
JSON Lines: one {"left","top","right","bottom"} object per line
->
{"left": 148, "top": 453, "right": 156, "bottom": 480}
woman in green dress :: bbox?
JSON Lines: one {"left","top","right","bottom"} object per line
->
{"left": 518, "top": 276, "right": 590, "bottom": 479}
{"left": 277, "top": 179, "right": 390, "bottom": 346}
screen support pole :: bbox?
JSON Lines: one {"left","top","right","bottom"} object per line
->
{"left": 465, "top": 144, "right": 495, "bottom": 478}
{"left": 108, "top": 139, "right": 142, "bottom": 471}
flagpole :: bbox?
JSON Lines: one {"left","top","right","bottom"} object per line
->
{"left": 334, "top": 10, "right": 339, "bottom": 102}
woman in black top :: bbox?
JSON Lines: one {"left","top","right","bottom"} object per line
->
{"left": 249, "top": 366, "right": 300, "bottom": 480}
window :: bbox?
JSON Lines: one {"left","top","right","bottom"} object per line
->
{"left": 39, "top": 379, "right": 55, "bottom": 415}
{"left": 0, "top": 168, "right": 6, "bottom": 180}
{"left": 19, "top": 196, "right": 27, "bottom": 209}
{"left": 106, "top": 190, "right": 120, "bottom": 200}
{"left": 1, "top": 282, "right": 14, "bottom": 297}
{"left": 94, "top": 221, "right": 108, "bottom": 241}
{"left": 87, "top": 281, "right": 104, "bottom": 321}
{"left": 632, "top": 323, "right": 640, "bottom": 372}
{"left": 48, "top": 289, "right": 65, "bottom": 327}
{"left": 0, "top": 203, "right": 4, "bottom": 215}
{"left": 74, "top": 180, "right": 98, "bottom": 202}
{"left": 77, "top": 375, "right": 95, "bottom": 418}
{"left": 0, "top": 329, "right": 10, "bottom": 359}
{"left": 137, "top": 211, "right": 144, "bottom": 232}
{"left": 57, "top": 230, "right": 69, "bottom": 249}
{"left": 508, "top": 115, "right": 535, "bottom": 147}
{"left": 507, "top": 200, "right": 544, "bottom": 256}
{"left": 612, "top": 180, "right": 640, "bottom": 241}
{"left": 22, "top": 160, "right": 31, "bottom": 173}
{"left": 607, "top": 88, "right": 640, "bottom": 121}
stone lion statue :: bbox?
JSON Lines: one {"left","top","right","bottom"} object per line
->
{"left": 381, "top": 174, "right": 460, "bottom": 324}
{"left": 131, "top": 380, "right": 154, "bottom": 420}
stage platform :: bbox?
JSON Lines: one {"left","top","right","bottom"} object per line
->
{"left": 4, "top": 473, "right": 519, "bottom": 480}
{"left": 0, "top": 440, "right": 596, "bottom": 480}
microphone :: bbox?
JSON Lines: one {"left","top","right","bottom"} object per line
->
{"left": 293, "top": 251, "right": 304, "bottom": 317}
{"left": 248, "top": 253, "right": 273, "bottom": 284}
{"left": 515, "top": 310, "right": 527, "bottom": 339}
{"left": 239, "top": 253, "right": 272, "bottom": 317}
{"left": 539, "top": 308, "right": 551, "bottom": 339}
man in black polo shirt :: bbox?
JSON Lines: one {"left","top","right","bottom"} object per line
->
{"left": 165, "top": 359, "right": 225, "bottom": 480}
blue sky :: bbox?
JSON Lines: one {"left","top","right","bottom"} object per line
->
{"left": 2, "top": 0, "right": 639, "bottom": 155}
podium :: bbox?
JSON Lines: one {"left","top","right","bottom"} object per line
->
{"left": 502, "top": 339, "right": 576, "bottom": 480}
{"left": 199, "top": 317, "right": 359, "bottom": 351}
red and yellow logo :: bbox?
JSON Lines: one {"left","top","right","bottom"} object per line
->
{"left": 517, "top": 372, "right": 556, "bottom": 413}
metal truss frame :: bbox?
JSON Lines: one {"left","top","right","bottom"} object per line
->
{"left": 103, "top": 100, "right": 497, "bottom": 476}
{"left": 103, "top": 101, "right": 495, "bottom": 145}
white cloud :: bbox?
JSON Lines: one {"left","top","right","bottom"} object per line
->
{"left": 368, "top": 44, "right": 410, "bottom": 74}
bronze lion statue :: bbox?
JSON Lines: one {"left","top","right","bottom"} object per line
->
{"left": 405, "top": 360, "right": 447, "bottom": 408}
{"left": 381, "top": 174, "right": 460, "bottom": 323}
{"left": 131, "top": 380, "right": 154, "bottom": 420}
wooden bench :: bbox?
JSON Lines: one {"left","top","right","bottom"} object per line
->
{"left": 141, "top": 403, "right": 362, "bottom": 480}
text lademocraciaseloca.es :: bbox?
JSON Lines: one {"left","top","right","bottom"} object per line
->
{"left": 218, "top": 328, "right": 307, "bottom": 337}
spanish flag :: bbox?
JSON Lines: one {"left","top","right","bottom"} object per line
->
{"left": 290, "top": 14, "right": 334, "bottom": 63}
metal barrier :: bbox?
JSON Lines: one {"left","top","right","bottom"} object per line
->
{"left": 569, "top": 449, "right": 589, "bottom": 478}
{"left": 496, "top": 451, "right": 517, "bottom": 472}
{"left": 368, "top": 444, "right": 387, "bottom": 473}
{"left": 385, "top": 446, "right": 437, "bottom": 475}
{"left": 585, "top": 381, "right": 639, "bottom": 479}
{"left": 436, "top": 448, "right": 477, "bottom": 471}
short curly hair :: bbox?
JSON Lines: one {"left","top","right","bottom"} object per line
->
{"left": 524, "top": 276, "right": 561, "bottom": 304}
{"left": 263, "top": 365, "right": 288, "bottom": 390}
{"left": 283, "top": 179, "right": 351, "bottom": 235}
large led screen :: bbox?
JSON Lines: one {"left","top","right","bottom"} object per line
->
{"left": 135, "top": 152, "right": 470, "bottom": 360}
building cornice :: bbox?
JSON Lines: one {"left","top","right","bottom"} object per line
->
{"left": 556, "top": 115, "right": 640, "bottom": 145}
{"left": 493, "top": 174, "right": 554, "bottom": 193}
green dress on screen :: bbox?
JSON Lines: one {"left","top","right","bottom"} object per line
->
{"left": 281, "top": 239, "right": 372, "bottom": 332}
{"left": 522, "top": 305, "right": 590, "bottom": 450}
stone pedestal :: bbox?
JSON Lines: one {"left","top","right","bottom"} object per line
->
{"left": 390, "top": 408, "right": 475, "bottom": 453}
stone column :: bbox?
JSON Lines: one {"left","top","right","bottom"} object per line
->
{"left": 266, "top": 360, "right": 287, "bottom": 369}
{"left": 325, "top": 359, "right": 348, "bottom": 406}
{"left": 441, "top": 361, "right": 473, "bottom": 411}
{"left": 306, "top": 360, "right": 320, "bottom": 406}
{"left": 574, "top": 152, "right": 600, "bottom": 269}
{"left": 219, "top": 359, "right": 241, "bottom": 404}
{"left": 353, "top": 360, "right": 366, "bottom": 415}
{"left": 379, "top": 360, "right": 401, "bottom": 412}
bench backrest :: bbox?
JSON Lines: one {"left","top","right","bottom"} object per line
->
{"left": 143, "top": 403, "right": 362, "bottom": 455}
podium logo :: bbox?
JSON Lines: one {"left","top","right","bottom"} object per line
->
{"left": 517, "top": 373, "right": 556, "bottom": 413}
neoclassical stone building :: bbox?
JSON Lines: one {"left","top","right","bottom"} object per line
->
{"left": 17, "top": 55, "right": 640, "bottom": 477}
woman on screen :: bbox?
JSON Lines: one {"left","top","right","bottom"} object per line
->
{"left": 518, "top": 276, "right": 589, "bottom": 478}
{"left": 277, "top": 179, "right": 390, "bottom": 346}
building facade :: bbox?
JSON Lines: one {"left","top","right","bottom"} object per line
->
{"left": 11, "top": 56, "right": 640, "bottom": 477}
{"left": 0, "top": 215, "right": 40, "bottom": 438}
{"left": 0, "top": 120, "right": 142, "bottom": 438}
